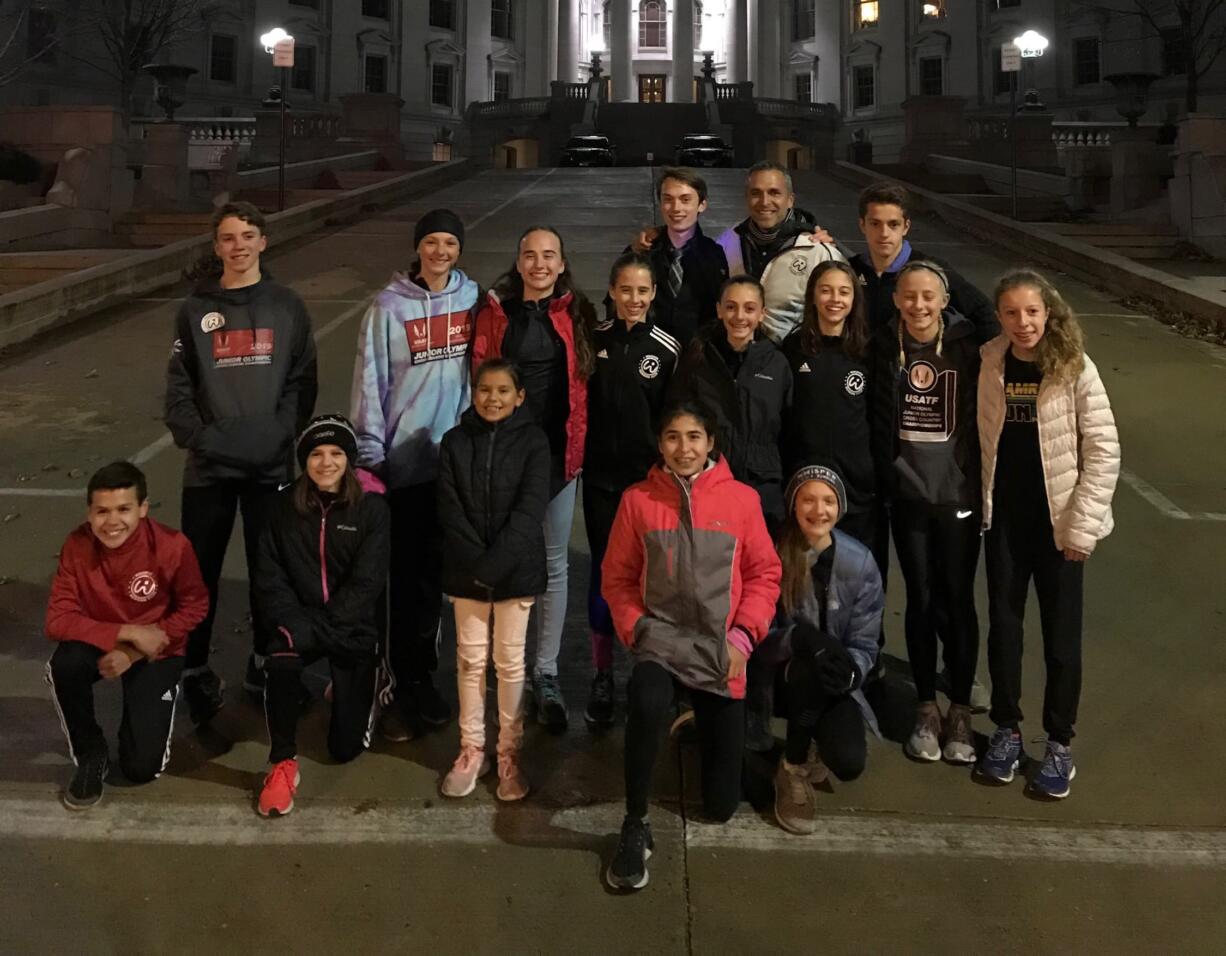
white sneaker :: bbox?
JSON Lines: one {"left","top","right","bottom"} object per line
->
{"left": 905, "top": 703, "right": 942, "bottom": 762}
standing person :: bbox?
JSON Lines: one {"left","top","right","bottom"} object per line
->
{"left": 870, "top": 261, "right": 982, "bottom": 766}
{"left": 45, "top": 462, "right": 209, "bottom": 809}
{"left": 165, "top": 201, "right": 318, "bottom": 727}
{"left": 765, "top": 465, "right": 883, "bottom": 835}
{"left": 253, "top": 416, "right": 390, "bottom": 818}
{"left": 350, "top": 209, "right": 477, "bottom": 740}
{"left": 436, "top": 359, "right": 550, "bottom": 801}
{"left": 602, "top": 402, "right": 781, "bottom": 891}
{"left": 583, "top": 252, "right": 682, "bottom": 729}
{"left": 976, "top": 270, "right": 1120, "bottom": 799}
{"left": 671, "top": 276, "right": 792, "bottom": 532}
{"left": 471, "top": 225, "right": 596, "bottom": 733}
{"left": 715, "top": 161, "right": 844, "bottom": 343}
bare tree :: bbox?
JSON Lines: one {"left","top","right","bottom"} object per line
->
{"left": 0, "top": 1, "right": 60, "bottom": 87}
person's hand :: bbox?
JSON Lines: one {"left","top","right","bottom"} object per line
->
{"left": 633, "top": 227, "right": 660, "bottom": 253}
{"left": 816, "top": 652, "right": 857, "bottom": 696}
{"left": 119, "top": 623, "right": 169, "bottom": 658}
{"left": 809, "top": 226, "right": 835, "bottom": 244}
{"left": 725, "top": 640, "right": 748, "bottom": 684}
{"left": 1063, "top": 547, "right": 1090, "bottom": 562}
{"left": 98, "top": 647, "right": 138, "bottom": 679}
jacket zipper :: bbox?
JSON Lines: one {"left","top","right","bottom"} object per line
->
{"left": 484, "top": 421, "right": 497, "bottom": 543}
{"left": 317, "top": 498, "right": 333, "bottom": 603}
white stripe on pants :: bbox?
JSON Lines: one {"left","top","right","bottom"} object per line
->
{"left": 453, "top": 596, "right": 533, "bottom": 753}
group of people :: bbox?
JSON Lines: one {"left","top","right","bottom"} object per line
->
{"left": 43, "top": 162, "right": 1121, "bottom": 894}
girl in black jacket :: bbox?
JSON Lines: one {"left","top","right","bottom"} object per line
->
{"left": 671, "top": 276, "right": 793, "bottom": 532}
{"left": 254, "top": 414, "right": 391, "bottom": 818}
{"left": 437, "top": 358, "right": 550, "bottom": 802}
{"left": 869, "top": 261, "right": 982, "bottom": 769}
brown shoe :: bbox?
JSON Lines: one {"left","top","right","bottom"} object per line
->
{"left": 942, "top": 703, "right": 976, "bottom": 764}
{"left": 496, "top": 751, "right": 530, "bottom": 802}
{"left": 774, "top": 759, "right": 817, "bottom": 835}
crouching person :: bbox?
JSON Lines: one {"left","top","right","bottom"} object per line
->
{"left": 254, "top": 415, "right": 390, "bottom": 817}
{"left": 761, "top": 465, "right": 883, "bottom": 835}
{"left": 602, "top": 401, "right": 781, "bottom": 891}
{"left": 46, "top": 462, "right": 209, "bottom": 810}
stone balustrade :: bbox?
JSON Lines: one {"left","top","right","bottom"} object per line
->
{"left": 476, "top": 97, "right": 551, "bottom": 118}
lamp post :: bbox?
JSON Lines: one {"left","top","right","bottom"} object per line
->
{"left": 259, "top": 28, "right": 294, "bottom": 212}
{"left": 1007, "top": 29, "right": 1048, "bottom": 220}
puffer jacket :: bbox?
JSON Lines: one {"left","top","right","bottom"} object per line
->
{"left": 437, "top": 404, "right": 550, "bottom": 601}
{"left": 601, "top": 457, "right": 782, "bottom": 699}
{"left": 978, "top": 336, "right": 1120, "bottom": 554}
{"left": 758, "top": 236, "right": 848, "bottom": 344}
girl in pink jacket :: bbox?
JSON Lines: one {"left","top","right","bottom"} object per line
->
{"left": 975, "top": 269, "right": 1120, "bottom": 799}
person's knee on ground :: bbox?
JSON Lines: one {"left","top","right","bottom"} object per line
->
{"left": 327, "top": 730, "right": 368, "bottom": 764}
{"left": 701, "top": 789, "right": 740, "bottom": 823}
{"left": 118, "top": 751, "right": 163, "bottom": 785}
{"left": 49, "top": 640, "right": 99, "bottom": 686}
{"left": 821, "top": 742, "right": 866, "bottom": 782}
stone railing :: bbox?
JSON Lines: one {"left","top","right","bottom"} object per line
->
{"left": 132, "top": 116, "right": 256, "bottom": 169}
{"left": 551, "top": 81, "right": 591, "bottom": 100}
{"left": 475, "top": 97, "right": 551, "bottom": 118}
{"left": 713, "top": 82, "right": 754, "bottom": 101}
{"left": 755, "top": 98, "right": 840, "bottom": 121}
{"left": 287, "top": 112, "right": 341, "bottom": 141}
{"left": 966, "top": 115, "right": 1010, "bottom": 142}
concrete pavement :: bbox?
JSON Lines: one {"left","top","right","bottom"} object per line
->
{"left": 0, "top": 168, "right": 1223, "bottom": 954}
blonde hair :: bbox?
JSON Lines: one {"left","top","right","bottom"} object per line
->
{"left": 994, "top": 269, "right": 1085, "bottom": 382}
{"left": 895, "top": 260, "right": 948, "bottom": 365}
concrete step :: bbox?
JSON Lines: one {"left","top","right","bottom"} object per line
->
{"left": 1040, "top": 221, "right": 1180, "bottom": 237}
{"left": 1110, "top": 246, "right": 1183, "bottom": 260}
{"left": 950, "top": 193, "right": 1067, "bottom": 220}
{"left": 1080, "top": 234, "right": 1180, "bottom": 249}
{"left": 0, "top": 250, "right": 132, "bottom": 290}
{"left": 324, "top": 170, "right": 402, "bottom": 189}
{"left": 236, "top": 188, "right": 346, "bottom": 211}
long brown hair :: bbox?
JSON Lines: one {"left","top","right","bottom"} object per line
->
{"left": 291, "top": 462, "right": 363, "bottom": 517}
{"left": 799, "top": 260, "right": 869, "bottom": 359}
{"left": 994, "top": 269, "right": 1085, "bottom": 382}
{"left": 777, "top": 517, "right": 814, "bottom": 615}
{"left": 491, "top": 224, "right": 597, "bottom": 380}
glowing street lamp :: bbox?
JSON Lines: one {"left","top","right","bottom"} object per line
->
{"left": 258, "top": 28, "right": 295, "bottom": 212}
{"left": 1006, "top": 29, "right": 1048, "bottom": 220}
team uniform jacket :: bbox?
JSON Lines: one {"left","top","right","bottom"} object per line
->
{"left": 254, "top": 488, "right": 391, "bottom": 662}
{"left": 757, "top": 236, "right": 848, "bottom": 344}
{"left": 584, "top": 318, "right": 682, "bottom": 493}
{"left": 350, "top": 269, "right": 478, "bottom": 489}
{"left": 437, "top": 404, "right": 550, "bottom": 602}
{"left": 471, "top": 291, "right": 588, "bottom": 483}
{"left": 601, "top": 457, "right": 782, "bottom": 699}
{"left": 978, "top": 336, "right": 1120, "bottom": 554}
{"left": 638, "top": 224, "right": 729, "bottom": 345}
{"left": 165, "top": 275, "right": 318, "bottom": 486}
{"left": 45, "top": 519, "right": 209, "bottom": 659}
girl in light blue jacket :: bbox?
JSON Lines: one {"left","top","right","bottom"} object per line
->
{"left": 349, "top": 209, "right": 478, "bottom": 740}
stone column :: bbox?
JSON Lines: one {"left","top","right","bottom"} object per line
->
{"left": 546, "top": 0, "right": 559, "bottom": 83}
{"left": 557, "top": 0, "right": 578, "bottom": 83}
{"left": 672, "top": 0, "right": 695, "bottom": 102}
{"left": 465, "top": 0, "right": 494, "bottom": 108}
{"left": 727, "top": 0, "right": 748, "bottom": 84}
{"left": 755, "top": 0, "right": 779, "bottom": 98}
{"left": 611, "top": 0, "right": 634, "bottom": 102}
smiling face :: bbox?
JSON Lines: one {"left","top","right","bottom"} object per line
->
{"left": 658, "top": 413, "right": 715, "bottom": 478}
{"left": 660, "top": 177, "right": 707, "bottom": 234}
{"left": 996, "top": 284, "right": 1049, "bottom": 359}
{"left": 213, "top": 215, "right": 266, "bottom": 284}
{"left": 746, "top": 169, "right": 795, "bottom": 230}
{"left": 416, "top": 231, "right": 460, "bottom": 287}
{"left": 812, "top": 267, "right": 856, "bottom": 336}
{"left": 516, "top": 229, "right": 565, "bottom": 300}
{"left": 894, "top": 269, "right": 949, "bottom": 343}
{"left": 858, "top": 202, "right": 911, "bottom": 271}
{"left": 719, "top": 281, "right": 764, "bottom": 351}
{"left": 609, "top": 264, "right": 656, "bottom": 326}
{"left": 306, "top": 445, "right": 349, "bottom": 494}
{"left": 793, "top": 479, "right": 841, "bottom": 547}
{"left": 87, "top": 487, "right": 149, "bottom": 550}
{"left": 474, "top": 368, "right": 525, "bottom": 423}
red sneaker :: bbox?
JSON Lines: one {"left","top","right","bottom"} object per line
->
{"left": 258, "top": 759, "right": 300, "bottom": 817}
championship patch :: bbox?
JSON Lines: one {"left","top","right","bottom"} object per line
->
{"left": 200, "top": 311, "right": 226, "bottom": 333}
{"left": 213, "top": 328, "right": 275, "bottom": 367}
{"left": 404, "top": 311, "right": 472, "bottom": 365}
{"left": 128, "top": 571, "right": 159, "bottom": 603}
{"left": 638, "top": 354, "right": 661, "bottom": 379}
{"left": 844, "top": 370, "right": 866, "bottom": 396}
{"left": 899, "top": 361, "right": 957, "bottom": 443}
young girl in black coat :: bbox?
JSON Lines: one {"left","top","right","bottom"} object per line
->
{"left": 437, "top": 358, "right": 550, "bottom": 801}
{"left": 254, "top": 414, "right": 391, "bottom": 818}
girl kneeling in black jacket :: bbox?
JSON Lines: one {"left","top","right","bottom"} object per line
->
{"left": 254, "top": 415, "right": 391, "bottom": 818}
{"left": 437, "top": 358, "right": 550, "bottom": 801}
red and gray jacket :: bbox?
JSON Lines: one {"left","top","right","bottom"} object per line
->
{"left": 254, "top": 486, "right": 390, "bottom": 661}
{"left": 471, "top": 291, "right": 588, "bottom": 483}
{"left": 601, "top": 457, "right": 782, "bottom": 699}
{"left": 46, "top": 519, "right": 210, "bottom": 659}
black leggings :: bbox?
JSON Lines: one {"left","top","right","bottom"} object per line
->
{"left": 891, "top": 501, "right": 981, "bottom": 706}
{"left": 624, "top": 660, "right": 743, "bottom": 822}
{"left": 265, "top": 651, "right": 379, "bottom": 764}
{"left": 783, "top": 655, "right": 867, "bottom": 780}
{"left": 387, "top": 482, "right": 444, "bottom": 692}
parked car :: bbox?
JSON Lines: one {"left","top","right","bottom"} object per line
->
{"left": 674, "top": 134, "right": 733, "bottom": 167}
{"left": 560, "top": 135, "right": 617, "bottom": 167}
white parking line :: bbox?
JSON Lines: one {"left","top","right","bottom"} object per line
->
{"left": 465, "top": 168, "right": 558, "bottom": 231}
{"left": 1120, "top": 468, "right": 1226, "bottom": 522}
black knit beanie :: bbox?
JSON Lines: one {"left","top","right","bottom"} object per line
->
{"left": 413, "top": 208, "right": 465, "bottom": 250}
{"left": 785, "top": 464, "right": 848, "bottom": 522}
{"left": 296, "top": 414, "right": 359, "bottom": 470}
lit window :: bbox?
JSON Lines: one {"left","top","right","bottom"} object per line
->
{"left": 922, "top": 2, "right": 943, "bottom": 18}
{"left": 639, "top": 1, "right": 665, "bottom": 49}
{"left": 856, "top": 1, "right": 879, "bottom": 28}
{"left": 433, "top": 141, "right": 453, "bottom": 162}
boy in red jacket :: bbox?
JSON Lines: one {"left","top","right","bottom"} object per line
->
{"left": 45, "top": 462, "right": 209, "bottom": 810}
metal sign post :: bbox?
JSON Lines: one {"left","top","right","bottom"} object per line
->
{"left": 1001, "top": 42, "right": 1022, "bottom": 220}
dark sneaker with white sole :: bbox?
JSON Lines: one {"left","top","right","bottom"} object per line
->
{"left": 976, "top": 726, "right": 1023, "bottom": 784}
{"left": 607, "top": 815, "right": 654, "bottom": 890}
{"left": 533, "top": 673, "right": 568, "bottom": 734}
{"left": 1028, "top": 740, "right": 1076, "bottom": 799}
{"left": 63, "top": 751, "right": 108, "bottom": 811}
{"left": 584, "top": 670, "right": 615, "bottom": 729}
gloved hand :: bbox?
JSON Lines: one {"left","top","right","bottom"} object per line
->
{"left": 792, "top": 620, "right": 843, "bottom": 661}
{"left": 816, "top": 649, "right": 860, "bottom": 696}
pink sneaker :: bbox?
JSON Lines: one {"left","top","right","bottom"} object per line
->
{"left": 440, "top": 745, "right": 489, "bottom": 798}
{"left": 258, "top": 759, "right": 300, "bottom": 817}
{"left": 496, "top": 752, "right": 530, "bottom": 802}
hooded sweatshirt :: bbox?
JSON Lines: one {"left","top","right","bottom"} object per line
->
{"left": 350, "top": 269, "right": 478, "bottom": 489}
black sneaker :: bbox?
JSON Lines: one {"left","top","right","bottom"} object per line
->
{"left": 408, "top": 677, "right": 451, "bottom": 727}
{"left": 606, "top": 815, "right": 653, "bottom": 890}
{"left": 242, "top": 654, "right": 266, "bottom": 697}
{"left": 63, "top": 751, "right": 108, "bottom": 811}
{"left": 183, "top": 668, "right": 225, "bottom": 727}
{"left": 533, "top": 673, "right": 568, "bottom": 734}
{"left": 584, "top": 671, "right": 615, "bottom": 729}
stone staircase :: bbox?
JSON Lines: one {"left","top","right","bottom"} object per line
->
{"left": 114, "top": 212, "right": 215, "bottom": 248}
{"left": 596, "top": 103, "right": 710, "bottom": 165}
{"left": 0, "top": 250, "right": 132, "bottom": 295}
{"left": 1035, "top": 221, "right": 1182, "bottom": 261}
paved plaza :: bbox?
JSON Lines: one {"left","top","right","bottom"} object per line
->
{"left": 0, "top": 168, "right": 1223, "bottom": 954}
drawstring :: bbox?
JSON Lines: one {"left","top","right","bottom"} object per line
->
{"left": 898, "top": 314, "right": 944, "bottom": 368}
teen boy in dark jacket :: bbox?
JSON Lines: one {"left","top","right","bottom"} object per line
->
{"left": 165, "top": 201, "right": 318, "bottom": 727}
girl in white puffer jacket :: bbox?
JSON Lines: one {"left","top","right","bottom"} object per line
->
{"left": 975, "top": 269, "right": 1119, "bottom": 800}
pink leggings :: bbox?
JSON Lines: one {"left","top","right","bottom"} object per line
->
{"left": 452, "top": 597, "right": 533, "bottom": 753}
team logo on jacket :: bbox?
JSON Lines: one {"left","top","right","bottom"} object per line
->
{"left": 638, "top": 355, "right": 661, "bottom": 379}
{"left": 909, "top": 361, "right": 937, "bottom": 392}
{"left": 844, "top": 370, "right": 866, "bottom": 396}
{"left": 404, "top": 310, "right": 471, "bottom": 365}
{"left": 213, "top": 328, "right": 274, "bottom": 367}
{"left": 789, "top": 256, "right": 809, "bottom": 276}
{"left": 128, "top": 571, "right": 159, "bottom": 602}
{"left": 200, "top": 311, "right": 226, "bottom": 333}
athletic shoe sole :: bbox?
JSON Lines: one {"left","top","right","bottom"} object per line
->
{"left": 62, "top": 790, "right": 103, "bottom": 811}
{"left": 942, "top": 747, "right": 977, "bottom": 765}
{"left": 583, "top": 707, "right": 614, "bottom": 730}
{"left": 905, "top": 743, "right": 941, "bottom": 762}
{"left": 974, "top": 760, "right": 1019, "bottom": 785}
{"left": 440, "top": 758, "right": 491, "bottom": 798}
{"left": 605, "top": 846, "right": 653, "bottom": 891}
{"left": 1028, "top": 765, "right": 1076, "bottom": 800}
{"left": 774, "top": 808, "right": 817, "bottom": 836}
{"left": 257, "top": 770, "right": 301, "bottom": 818}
